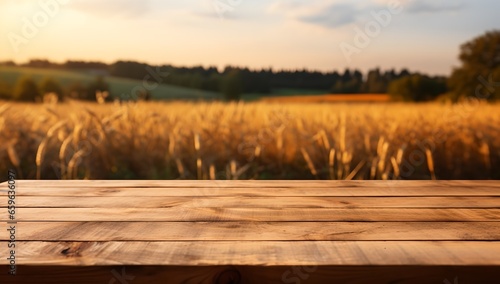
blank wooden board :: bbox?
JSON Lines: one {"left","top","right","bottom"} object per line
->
{"left": 1, "top": 180, "right": 499, "bottom": 283}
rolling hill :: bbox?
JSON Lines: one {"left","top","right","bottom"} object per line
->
{"left": 0, "top": 66, "right": 221, "bottom": 100}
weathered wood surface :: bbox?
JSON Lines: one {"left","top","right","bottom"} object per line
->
{"left": 2, "top": 196, "right": 500, "bottom": 208}
{"left": 9, "top": 180, "right": 500, "bottom": 187}
{"left": 2, "top": 241, "right": 500, "bottom": 266}
{"left": 3, "top": 186, "right": 500, "bottom": 197}
{"left": 3, "top": 208, "right": 500, "bottom": 222}
{"left": 1, "top": 180, "right": 499, "bottom": 284}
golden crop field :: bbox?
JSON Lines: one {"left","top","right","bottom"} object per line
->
{"left": 0, "top": 100, "right": 499, "bottom": 180}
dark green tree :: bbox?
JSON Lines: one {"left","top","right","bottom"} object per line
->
{"left": 13, "top": 76, "right": 41, "bottom": 102}
{"left": 221, "top": 69, "right": 243, "bottom": 101}
{"left": 449, "top": 30, "right": 500, "bottom": 101}
{"left": 364, "top": 68, "right": 387, "bottom": 93}
{"left": 388, "top": 74, "right": 446, "bottom": 102}
{"left": 331, "top": 69, "right": 363, "bottom": 93}
{"left": 40, "top": 77, "right": 64, "bottom": 101}
{"left": 0, "top": 80, "right": 12, "bottom": 100}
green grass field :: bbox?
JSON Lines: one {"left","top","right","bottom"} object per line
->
{"left": 0, "top": 66, "right": 344, "bottom": 101}
{"left": 0, "top": 66, "right": 221, "bottom": 100}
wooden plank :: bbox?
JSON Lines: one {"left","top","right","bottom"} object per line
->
{"left": 2, "top": 241, "right": 500, "bottom": 266}
{"left": 3, "top": 208, "right": 500, "bottom": 222}
{"left": 0, "top": 265, "right": 498, "bottom": 284}
{"left": 12, "top": 180, "right": 500, "bottom": 188}
{"left": 2, "top": 197, "right": 491, "bottom": 210}
{"left": 2, "top": 196, "right": 500, "bottom": 208}
{"left": 3, "top": 186, "right": 500, "bottom": 197}
{"left": 5, "top": 222, "right": 500, "bottom": 241}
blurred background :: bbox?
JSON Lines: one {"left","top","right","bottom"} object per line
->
{"left": 0, "top": 0, "right": 499, "bottom": 180}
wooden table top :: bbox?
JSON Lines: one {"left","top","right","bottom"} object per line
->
{"left": 1, "top": 180, "right": 500, "bottom": 283}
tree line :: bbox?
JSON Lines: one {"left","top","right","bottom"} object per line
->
{"left": 0, "top": 59, "right": 446, "bottom": 102}
{"left": 0, "top": 30, "right": 498, "bottom": 102}
{"left": 0, "top": 76, "right": 111, "bottom": 103}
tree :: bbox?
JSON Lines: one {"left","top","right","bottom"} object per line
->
{"left": 449, "top": 30, "right": 500, "bottom": 101}
{"left": 363, "top": 68, "right": 387, "bottom": 93}
{"left": 388, "top": 74, "right": 447, "bottom": 102}
{"left": 13, "top": 76, "right": 41, "bottom": 102}
{"left": 331, "top": 69, "right": 363, "bottom": 93}
{"left": 0, "top": 80, "right": 12, "bottom": 100}
{"left": 40, "top": 77, "right": 64, "bottom": 101}
{"left": 221, "top": 69, "right": 243, "bottom": 101}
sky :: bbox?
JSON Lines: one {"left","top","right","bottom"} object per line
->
{"left": 0, "top": 0, "right": 498, "bottom": 75}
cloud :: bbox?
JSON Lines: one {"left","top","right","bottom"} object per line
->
{"left": 188, "top": 0, "right": 247, "bottom": 21}
{"left": 406, "top": 0, "right": 463, "bottom": 14}
{"left": 267, "top": 1, "right": 382, "bottom": 30}
{"left": 68, "top": 0, "right": 152, "bottom": 17}
{"left": 299, "top": 3, "right": 358, "bottom": 28}
{"left": 267, "top": 0, "right": 464, "bottom": 30}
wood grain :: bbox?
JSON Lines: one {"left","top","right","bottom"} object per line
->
{"left": 2, "top": 208, "right": 500, "bottom": 222}
{"left": 0, "top": 180, "right": 499, "bottom": 283}
{"left": 2, "top": 196, "right": 500, "bottom": 208}
{"left": 12, "top": 180, "right": 500, "bottom": 188}
{"left": 3, "top": 186, "right": 500, "bottom": 197}
{"left": 6, "top": 221, "right": 500, "bottom": 241}
{"left": 1, "top": 241, "right": 499, "bottom": 266}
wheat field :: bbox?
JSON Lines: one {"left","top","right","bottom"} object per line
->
{"left": 0, "top": 100, "right": 499, "bottom": 180}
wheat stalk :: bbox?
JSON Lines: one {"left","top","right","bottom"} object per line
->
{"left": 370, "top": 157, "right": 379, "bottom": 179}
{"left": 175, "top": 158, "right": 185, "bottom": 178}
{"left": 229, "top": 160, "right": 237, "bottom": 180}
{"left": 319, "top": 130, "right": 330, "bottom": 151}
{"left": 197, "top": 158, "right": 203, "bottom": 180}
{"left": 36, "top": 138, "right": 48, "bottom": 180}
{"left": 72, "top": 123, "right": 83, "bottom": 148}
{"left": 328, "top": 148, "right": 336, "bottom": 180}
{"left": 47, "top": 120, "right": 67, "bottom": 137}
{"left": 194, "top": 133, "right": 201, "bottom": 152}
{"left": 168, "top": 134, "right": 176, "bottom": 157}
{"left": 391, "top": 156, "right": 400, "bottom": 179}
{"left": 377, "top": 142, "right": 389, "bottom": 175}
{"left": 67, "top": 149, "right": 86, "bottom": 179}
{"left": 364, "top": 134, "right": 371, "bottom": 154}
{"left": 7, "top": 145, "right": 20, "bottom": 168}
{"left": 7, "top": 144, "right": 23, "bottom": 178}
{"left": 345, "top": 160, "right": 365, "bottom": 180}
{"left": 425, "top": 148, "right": 436, "bottom": 180}
{"left": 479, "top": 142, "right": 491, "bottom": 172}
{"left": 209, "top": 164, "right": 216, "bottom": 180}
{"left": 339, "top": 112, "right": 346, "bottom": 152}
{"left": 35, "top": 120, "right": 68, "bottom": 179}
{"left": 59, "top": 136, "right": 73, "bottom": 179}
{"left": 301, "top": 147, "right": 318, "bottom": 177}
